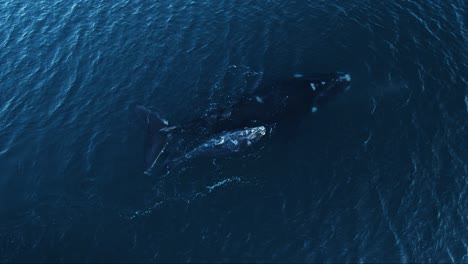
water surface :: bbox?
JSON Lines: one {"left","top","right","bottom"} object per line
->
{"left": 0, "top": 0, "right": 466, "bottom": 262}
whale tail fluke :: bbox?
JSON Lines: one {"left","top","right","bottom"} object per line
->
{"left": 134, "top": 105, "right": 174, "bottom": 175}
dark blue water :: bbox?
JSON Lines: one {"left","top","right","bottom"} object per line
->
{"left": 1, "top": 0, "right": 467, "bottom": 262}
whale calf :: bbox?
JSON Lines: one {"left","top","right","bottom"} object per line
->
{"left": 135, "top": 72, "right": 351, "bottom": 174}
{"left": 170, "top": 126, "right": 267, "bottom": 167}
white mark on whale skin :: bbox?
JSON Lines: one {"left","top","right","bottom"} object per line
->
{"left": 338, "top": 74, "right": 352, "bottom": 82}
{"left": 159, "top": 126, "right": 176, "bottom": 132}
{"left": 214, "top": 137, "right": 225, "bottom": 145}
{"left": 293, "top": 73, "right": 303, "bottom": 78}
{"left": 310, "top": 83, "right": 316, "bottom": 91}
{"left": 311, "top": 106, "right": 318, "bottom": 113}
{"left": 255, "top": 96, "right": 264, "bottom": 103}
{"left": 144, "top": 141, "right": 169, "bottom": 176}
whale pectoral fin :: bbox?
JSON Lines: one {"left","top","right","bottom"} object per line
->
{"left": 134, "top": 105, "right": 172, "bottom": 174}
{"left": 143, "top": 132, "right": 169, "bottom": 175}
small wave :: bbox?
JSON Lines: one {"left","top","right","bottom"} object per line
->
{"left": 465, "top": 95, "right": 468, "bottom": 113}
{"left": 206, "top": 177, "right": 241, "bottom": 193}
{"left": 128, "top": 201, "right": 164, "bottom": 220}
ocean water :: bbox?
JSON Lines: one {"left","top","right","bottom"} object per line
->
{"left": 0, "top": 0, "right": 467, "bottom": 262}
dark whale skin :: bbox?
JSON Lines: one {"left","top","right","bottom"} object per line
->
{"left": 184, "top": 72, "right": 351, "bottom": 134}
{"left": 135, "top": 72, "right": 351, "bottom": 173}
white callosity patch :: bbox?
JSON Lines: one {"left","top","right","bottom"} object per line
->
{"left": 310, "top": 83, "right": 316, "bottom": 91}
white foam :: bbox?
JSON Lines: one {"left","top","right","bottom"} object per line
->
{"left": 255, "top": 96, "right": 264, "bottom": 103}
{"left": 321, "top": 81, "right": 326, "bottom": 85}
{"left": 310, "top": 83, "right": 316, "bottom": 91}
{"left": 311, "top": 106, "right": 318, "bottom": 113}
{"left": 207, "top": 177, "right": 241, "bottom": 193}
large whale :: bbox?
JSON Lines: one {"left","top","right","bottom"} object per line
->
{"left": 135, "top": 72, "right": 351, "bottom": 174}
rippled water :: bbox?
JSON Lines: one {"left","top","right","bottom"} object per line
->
{"left": 0, "top": 0, "right": 466, "bottom": 262}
